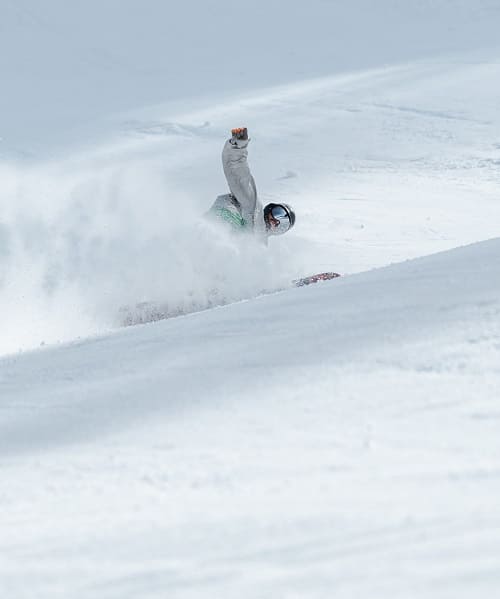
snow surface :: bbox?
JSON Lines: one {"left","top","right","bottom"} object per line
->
{"left": 2, "top": 1, "right": 500, "bottom": 597}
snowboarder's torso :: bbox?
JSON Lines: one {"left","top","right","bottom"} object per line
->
{"left": 210, "top": 193, "right": 246, "bottom": 229}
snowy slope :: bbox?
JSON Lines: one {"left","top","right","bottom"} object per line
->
{"left": 2, "top": 0, "right": 500, "bottom": 151}
{"left": 2, "top": 54, "right": 500, "bottom": 355}
{"left": 2, "top": 239, "right": 500, "bottom": 598}
{"left": 2, "top": 1, "right": 500, "bottom": 597}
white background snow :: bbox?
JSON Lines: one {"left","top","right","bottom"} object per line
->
{"left": 1, "top": 1, "right": 500, "bottom": 597}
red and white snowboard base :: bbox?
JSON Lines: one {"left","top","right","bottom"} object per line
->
{"left": 293, "top": 272, "right": 341, "bottom": 287}
{"left": 121, "top": 272, "right": 342, "bottom": 326}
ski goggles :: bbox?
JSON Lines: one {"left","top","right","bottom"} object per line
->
{"left": 268, "top": 205, "right": 291, "bottom": 234}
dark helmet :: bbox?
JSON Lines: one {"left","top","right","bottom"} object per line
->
{"left": 263, "top": 203, "right": 296, "bottom": 235}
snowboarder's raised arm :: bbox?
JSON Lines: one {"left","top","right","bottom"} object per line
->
{"left": 221, "top": 127, "right": 259, "bottom": 228}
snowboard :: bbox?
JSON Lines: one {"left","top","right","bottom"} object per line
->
{"left": 121, "top": 272, "right": 342, "bottom": 327}
{"left": 293, "top": 271, "right": 341, "bottom": 287}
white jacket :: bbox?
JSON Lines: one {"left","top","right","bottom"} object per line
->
{"left": 210, "top": 138, "right": 267, "bottom": 239}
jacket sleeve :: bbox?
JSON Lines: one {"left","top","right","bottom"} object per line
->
{"left": 221, "top": 138, "right": 259, "bottom": 228}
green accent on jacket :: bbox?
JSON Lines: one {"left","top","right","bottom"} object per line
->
{"left": 214, "top": 206, "right": 246, "bottom": 229}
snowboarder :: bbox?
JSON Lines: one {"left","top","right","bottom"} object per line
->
{"left": 208, "top": 127, "right": 296, "bottom": 241}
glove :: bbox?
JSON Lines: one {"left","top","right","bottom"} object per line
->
{"left": 231, "top": 127, "right": 248, "bottom": 141}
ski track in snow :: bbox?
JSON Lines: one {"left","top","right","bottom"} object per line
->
{"left": 2, "top": 1, "right": 500, "bottom": 597}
